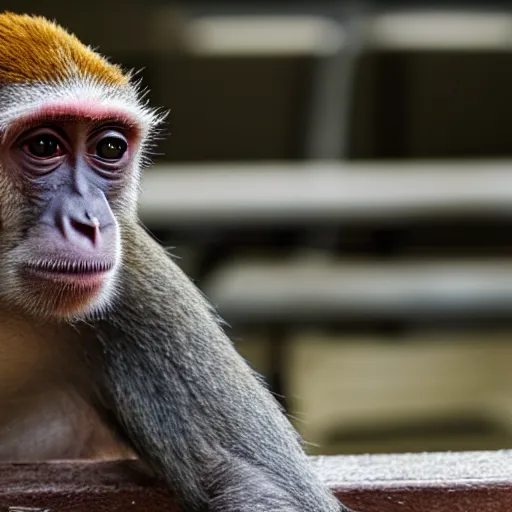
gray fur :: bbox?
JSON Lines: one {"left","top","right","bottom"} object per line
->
{"left": 87, "top": 222, "right": 349, "bottom": 511}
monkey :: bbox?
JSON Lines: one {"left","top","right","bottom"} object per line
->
{"left": 0, "top": 13, "right": 351, "bottom": 512}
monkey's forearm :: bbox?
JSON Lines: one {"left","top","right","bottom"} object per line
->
{"left": 93, "top": 224, "right": 346, "bottom": 511}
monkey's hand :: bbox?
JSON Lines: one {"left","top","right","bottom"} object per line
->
{"left": 206, "top": 456, "right": 352, "bottom": 512}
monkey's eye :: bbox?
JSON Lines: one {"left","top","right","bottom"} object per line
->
{"left": 95, "top": 137, "right": 128, "bottom": 161}
{"left": 23, "top": 134, "right": 64, "bottom": 159}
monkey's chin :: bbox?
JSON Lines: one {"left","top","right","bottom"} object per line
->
{"left": 19, "top": 267, "right": 113, "bottom": 320}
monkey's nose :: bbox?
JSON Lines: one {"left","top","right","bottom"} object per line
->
{"left": 69, "top": 216, "right": 100, "bottom": 247}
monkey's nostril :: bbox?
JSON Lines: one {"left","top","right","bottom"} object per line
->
{"left": 70, "top": 218, "right": 100, "bottom": 246}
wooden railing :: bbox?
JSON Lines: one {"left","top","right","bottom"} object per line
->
{"left": 2, "top": 450, "right": 511, "bottom": 511}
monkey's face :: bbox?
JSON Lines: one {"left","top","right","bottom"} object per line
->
{"left": 0, "top": 104, "right": 144, "bottom": 321}
{"left": 0, "top": 13, "right": 161, "bottom": 321}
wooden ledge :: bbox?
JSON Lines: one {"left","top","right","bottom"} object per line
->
{"left": 314, "top": 451, "right": 512, "bottom": 511}
{"left": 1, "top": 451, "right": 512, "bottom": 511}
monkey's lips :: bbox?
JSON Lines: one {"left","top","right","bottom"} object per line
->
{"left": 22, "top": 260, "right": 114, "bottom": 289}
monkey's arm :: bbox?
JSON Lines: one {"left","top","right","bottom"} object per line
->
{"left": 92, "top": 224, "right": 348, "bottom": 512}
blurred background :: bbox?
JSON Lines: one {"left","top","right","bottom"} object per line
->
{"left": 7, "top": 0, "right": 512, "bottom": 456}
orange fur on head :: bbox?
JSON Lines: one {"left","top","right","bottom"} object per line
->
{"left": 0, "top": 13, "right": 128, "bottom": 86}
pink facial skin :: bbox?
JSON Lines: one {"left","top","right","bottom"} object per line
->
{"left": 0, "top": 99, "right": 138, "bottom": 318}
{"left": 3, "top": 100, "right": 144, "bottom": 145}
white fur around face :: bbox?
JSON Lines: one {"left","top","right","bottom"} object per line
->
{"left": 0, "top": 76, "right": 166, "bottom": 322}
{"left": 0, "top": 76, "right": 164, "bottom": 139}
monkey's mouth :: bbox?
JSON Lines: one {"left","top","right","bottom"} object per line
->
{"left": 22, "top": 260, "right": 115, "bottom": 288}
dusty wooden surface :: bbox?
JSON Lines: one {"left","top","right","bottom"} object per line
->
{"left": 1, "top": 451, "right": 512, "bottom": 511}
